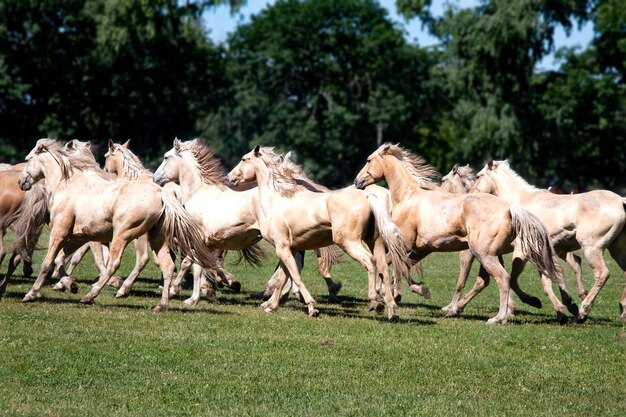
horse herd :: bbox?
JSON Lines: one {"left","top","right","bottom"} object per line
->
{"left": 0, "top": 139, "right": 624, "bottom": 324}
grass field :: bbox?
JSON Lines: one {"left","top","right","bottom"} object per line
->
{"left": 0, "top": 231, "right": 624, "bottom": 417}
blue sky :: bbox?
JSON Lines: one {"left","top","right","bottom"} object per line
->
{"left": 203, "top": 0, "right": 594, "bottom": 70}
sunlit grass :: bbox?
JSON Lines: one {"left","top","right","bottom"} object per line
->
{"left": 0, "top": 229, "right": 624, "bottom": 416}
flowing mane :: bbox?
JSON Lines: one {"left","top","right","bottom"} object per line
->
{"left": 258, "top": 148, "right": 300, "bottom": 198}
{"left": 383, "top": 144, "right": 440, "bottom": 188}
{"left": 492, "top": 160, "right": 538, "bottom": 191}
{"left": 112, "top": 143, "right": 152, "bottom": 180}
{"left": 35, "top": 139, "right": 112, "bottom": 181}
{"left": 181, "top": 139, "right": 227, "bottom": 189}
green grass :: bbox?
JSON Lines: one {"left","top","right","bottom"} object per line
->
{"left": 0, "top": 230, "right": 624, "bottom": 417}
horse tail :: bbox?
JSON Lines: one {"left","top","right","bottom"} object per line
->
{"left": 158, "top": 191, "right": 217, "bottom": 270}
{"left": 233, "top": 243, "right": 267, "bottom": 267}
{"left": 367, "top": 193, "right": 410, "bottom": 280}
{"left": 315, "top": 245, "right": 343, "bottom": 274}
{"left": 9, "top": 184, "right": 49, "bottom": 263}
{"left": 509, "top": 206, "right": 560, "bottom": 283}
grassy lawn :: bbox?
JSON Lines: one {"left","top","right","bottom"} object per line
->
{"left": 0, "top": 230, "right": 624, "bottom": 417}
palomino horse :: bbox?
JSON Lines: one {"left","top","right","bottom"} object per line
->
{"left": 0, "top": 163, "right": 36, "bottom": 278}
{"left": 227, "top": 145, "right": 410, "bottom": 319}
{"left": 472, "top": 160, "right": 626, "bottom": 322}
{"left": 354, "top": 144, "right": 563, "bottom": 324}
{"left": 103, "top": 138, "right": 243, "bottom": 301}
{"left": 440, "top": 164, "right": 579, "bottom": 322}
{"left": 17, "top": 139, "right": 218, "bottom": 311}
{"left": 152, "top": 139, "right": 344, "bottom": 306}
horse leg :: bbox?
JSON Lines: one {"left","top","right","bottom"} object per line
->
{"left": 182, "top": 263, "right": 204, "bottom": 306}
{"left": 0, "top": 228, "right": 6, "bottom": 271}
{"left": 608, "top": 233, "right": 626, "bottom": 323}
{"left": 559, "top": 251, "right": 586, "bottom": 299}
{"left": 442, "top": 250, "right": 474, "bottom": 312}
{"left": 266, "top": 245, "right": 318, "bottom": 317}
{"left": 23, "top": 235, "right": 80, "bottom": 302}
{"left": 115, "top": 235, "right": 150, "bottom": 298}
{"left": 316, "top": 248, "right": 342, "bottom": 303}
{"left": 148, "top": 236, "right": 176, "bottom": 313}
{"left": 450, "top": 265, "right": 491, "bottom": 318}
{"left": 169, "top": 255, "right": 193, "bottom": 297}
{"left": 213, "top": 249, "right": 241, "bottom": 293}
{"left": 475, "top": 255, "right": 511, "bottom": 324}
{"left": 80, "top": 237, "right": 131, "bottom": 305}
{"left": 577, "top": 247, "right": 610, "bottom": 323}
{"left": 371, "top": 237, "right": 398, "bottom": 320}
{"left": 52, "top": 242, "right": 90, "bottom": 293}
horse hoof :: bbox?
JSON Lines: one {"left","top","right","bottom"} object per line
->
{"left": 441, "top": 304, "right": 452, "bottom": 313}
{"left": 389, "top": 313, "right": 400, "bottom": 322}
{"left": 374, "top": 302, "right": 385, "bottom": 315}
{"left": 556, "top": 312, "right": 568, "bottom": 325}
{"left": 527, "top": 297, "right": 542, "bottom": 309}
{"left": 22, "top": 293, "right": 38, "bottom": 303}
{"left": 79, "top": 296, "right": 94, "bottom": 305}
{"left": 308, "top": 308, "right": 320, "bottom": 318}
{"left": 52, "top": 282, "right": 66, "bottom": 292}
{"left": 230, "top": 281, "right": 241, "bottom": 293}
{"left": 183, "top": 298, "right": 199, "bottom": 307}
{"left": 153, "top": 304, "right": 168, "bottom": 313}
{"left": 69, "top": 280, "right": 78, "bottom": 294}
{"left": 22, "top": 264, "right": 34, "bottom": 278}
{"left": 394, "top": 293, "right": 402, "bottom": 303}
{"left": 109, "top": 277, "right": 123, "bottom": 289}
{"left": 115, "top": 290, "right": 129, "bottom": 299}
{"left": 263, "top": 307, "right": 274, "bottom": 314}
{"left": 486, "top": 317, "right": 506, "bottom": 325}
{"left": 576, "top": 315, "right": 588, "bottom": 324}
{"left": 411, "top": 283, "right": 431, "bottom": 299}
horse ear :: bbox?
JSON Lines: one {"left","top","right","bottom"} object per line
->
{"left": 381, "top": 143, "right": 392, "bottom": 154}
{"left": 108, "top": 139, "right": 115, "bottom": 152}
{"left": 122, "top": 139, "right": 131, "bottom": 148}
{"left": 487, "top": 159, "right": 494, "bottom": 170}
{"left": 85, "top": 140, "right": 92, "bottom": 150}
{"left": 173, "top": 138, "right": 181, "bottom": 152}
{"left": 253, "top": 145, "right": 261, "bottom": 156}
{"left": 65, "top": 140, "right": 76, "bottom": 150}
{"left": 284, "top": 151, "right": 292, "bottom": 161}
{"left": 452, "top": 164, "right": 459, "bottom": 174}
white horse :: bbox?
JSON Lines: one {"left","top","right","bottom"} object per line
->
{"left": 473, "top": 160, "right": 626, "bottom": 322}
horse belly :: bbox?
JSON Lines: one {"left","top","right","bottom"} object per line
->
{"left": 72, "top": 221, "right": 113, "bottom": 242}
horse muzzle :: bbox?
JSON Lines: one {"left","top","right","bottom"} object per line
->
{"left": 18, "top": 174, "right": 33, "bottom": 191}
{"left": 354, "top": 177, "right": 367, "bottom": 189}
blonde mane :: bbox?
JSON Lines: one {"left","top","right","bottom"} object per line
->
{"left": 452, "top": 164, "right": 476, "bottom": 191}
{"left": 113, "top": 144, "right": 152, "bottom": 180}
{"left": 258, "top": 148, "right": 299, "bottom": 198}
{"left": 383, "top": 144, "right": 440, "bottom": 187}
{"left": 36, "top": 139, "right": 112, "bottom": 181}
{"left": 493, "top": 160, "right": 538, "bottom": 191}
{"left": 180, "top": 139, "right": 227, "bottom": 189}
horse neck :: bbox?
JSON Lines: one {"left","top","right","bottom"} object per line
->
{"left": 252, "top": 161, "right": 283, "bottom": 219}
{"left": 38, "top": 154, "right": 67, "bottom": 193}
{"left": 177, "top": 159, "right": 207, "bottom": 203}
{"left": 491, "top": 169, "right": 535, "bottom": 203}
{"left": 381, "top": 156, "right": 423, "bottom": 204}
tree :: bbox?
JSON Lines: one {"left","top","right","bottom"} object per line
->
{"left": 200, "top": 0, "right": 442, "bottom": 185}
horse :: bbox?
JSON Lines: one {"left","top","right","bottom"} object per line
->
{"left": 440, "top": 164, "right": 579, "bottom": 322}
{"left": 472, "top": 160, "right": 626, "bottom": 322}
{"left": 17, "top": 138, "right": 218, "bottom": 311}
{"left": 152, "top": 138, "right": 344, "bottom": 306}
{"left": 227, "top": 145, "right": 410, "bottom": 320}
{"left": 0, "top": 163, "right": 37, "bottom": 278}
{"left": 354, "top": 144, "right": 564, "bottom": 324}
{"left": 104, "top": 138, "right": 243, "bottom": 302}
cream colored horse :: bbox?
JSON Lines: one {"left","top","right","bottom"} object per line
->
{"left": 104, "top": 139, "right": 242, "bottom": 302}
{"left": 153, "top": 139, "right": 344, "bottom": 306}
{"left": 472, "top": 160, "right": 626, "bottom": 322}
{"left": 354, "top": 144, "right": 563, "bottom": 324}
{"left": 17, "top": 139, "right": 218, "bottom": 311}
{"left": 227, "top": 145, "right": 410, "bottom": 319}
{"left": 440, "top": 164, "right": 579, "bottom": 322}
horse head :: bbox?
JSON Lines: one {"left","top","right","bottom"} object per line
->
{"left": 227, "top": 145, "right": 262, "bottom": 187}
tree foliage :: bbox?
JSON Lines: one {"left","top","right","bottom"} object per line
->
{"left": 0, "top": 0, "right": 623, "bottom": 190}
